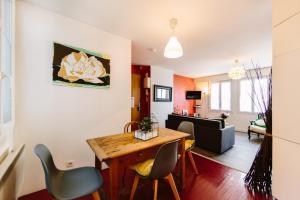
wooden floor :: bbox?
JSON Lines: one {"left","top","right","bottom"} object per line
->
{"left": 19, "top": 153, "right": 272, "bottom": 200}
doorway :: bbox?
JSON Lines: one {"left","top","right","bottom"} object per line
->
{"left": 131, "top": 65, "right": 151, "bottom": 126}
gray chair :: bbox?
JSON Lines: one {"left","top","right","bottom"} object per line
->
{"left": 129, "top": 140, "right": 180, "bottom": 200}
{"left": 177, "top": 121, "right": 199, "bottom": 174}
{"left": 34, "top": 144, "right": 103, "bottom": 200}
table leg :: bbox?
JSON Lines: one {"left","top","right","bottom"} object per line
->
{"left": 95, "top": 155, "right": 102, "bottom": 171}
{"left": 180, "top": 138, "right": 186, "bottom": 189}
{"left": 109, "top": 159, "right": 120, "bottom": 200}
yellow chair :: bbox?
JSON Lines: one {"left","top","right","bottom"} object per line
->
{"left": 177, "top": 121, "right": 199, "bottom": 175}
{"left": 130, "top": 140, "right": 180, "bottom": 200}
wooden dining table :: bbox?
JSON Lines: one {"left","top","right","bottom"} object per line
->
{"left": 87, "top": 127, "right": 190, "bottom": 200}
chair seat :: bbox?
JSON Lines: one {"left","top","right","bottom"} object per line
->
{"left": 249, "top": 125, "right": 266, "bottom": 134}
{"left": 253, "top": 119, "right": 266, "bottom": 128}
{"left": 51, "top": 167, "right": 103, "bottom": 200}
{"left": 185, "top": 139, "right": 195, "bottom": 151}
{"left": 130, "top": 159, "right": 154, "bottom": 177}
{"left": 131, "top": 140, "right": 194, "bottom": 177}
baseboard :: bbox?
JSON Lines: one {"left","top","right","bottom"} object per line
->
{"left": 235, "top": 129, "right": 248, "bottom": 133}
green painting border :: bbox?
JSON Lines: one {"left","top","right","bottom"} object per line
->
{"left": 53, "top": 80, "right": 110, "bottom": 89}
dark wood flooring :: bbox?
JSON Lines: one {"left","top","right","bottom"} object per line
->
{"left": 19, "top": 153, "right": 272, "bottom": 200}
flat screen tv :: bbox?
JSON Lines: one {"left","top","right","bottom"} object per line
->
{"left": 186, "top": 91, "right": 201, "bottom": 100}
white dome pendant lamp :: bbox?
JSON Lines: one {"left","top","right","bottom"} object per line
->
{"left": 228, "top": 59, "right": 246, "bottom": 80}
{"left": 164, "top": 18, "right": 183, "bottom": 58}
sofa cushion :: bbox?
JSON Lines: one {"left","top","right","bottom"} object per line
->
{"left": 254, "top": 119, "right": 266, "bottom": 128}
{"left": 249, "top": 125, "right": 266, "bottom": 134}
{"left": 210, "top": 118, "right": 225, "bottom": 128}
{"left": 167, "top": 114, "right": 222, "bottom": 129}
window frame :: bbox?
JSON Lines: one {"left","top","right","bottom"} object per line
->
{"left": 238, "top": 77, "right": 269, "bottom": 114}
{"left": 0, "top": 0, "right": 15, "bottom": 137}
{"left": 209, "top": 80, "right": 232, "bottom": 112}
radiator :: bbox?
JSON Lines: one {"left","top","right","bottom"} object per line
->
{"left": 0, "top": 145, "right": 25, "bottom": 200}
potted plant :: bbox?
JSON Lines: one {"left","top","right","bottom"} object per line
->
{"left": 221, "top": 112, "right": 230, "bottom": 120}
{"left": 138, "top": 117, "right": 153, "bottom": 132}
{"left": 135, "top": 116, "right": 159, "bottom": 140}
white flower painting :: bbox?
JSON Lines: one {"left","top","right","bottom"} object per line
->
{"left": 53, "top": 43, "right": 110, "bottom": 88}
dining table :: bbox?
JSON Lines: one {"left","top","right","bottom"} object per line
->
{"left": 86, "top": 127, "right": 189, "bottom": 200}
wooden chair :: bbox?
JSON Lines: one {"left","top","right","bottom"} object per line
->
{"left": 177, "top": 121, "right": 199, "bottom": 174}
{"left": 34, "top": 144, "right": 103, "bottom": 200}
{"left": 124, "top": 121, "right": 138, "bottom": 133}
{"left": 129, "top": 140, "right": 180, "bottom": 200}
{"left": 121, "top": 121, "right": 139, "bottom": 186}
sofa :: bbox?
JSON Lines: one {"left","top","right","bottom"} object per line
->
{"left": 165, "top": 114, "right": 235, "bottom": 153}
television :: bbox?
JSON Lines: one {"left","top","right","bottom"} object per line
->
{"left": 186, "top": 91, "right": 201, "bottom": 100}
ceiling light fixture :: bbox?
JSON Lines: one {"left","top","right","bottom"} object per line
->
{"left": 164, "top": 18, "right": 183, "bottom": 59}
{"left": 228, "top": 59, "right": 246, "bottom": 80}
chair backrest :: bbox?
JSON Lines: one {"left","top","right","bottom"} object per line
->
{"left": 34, "top": 144, "right": 58, "bottom": 194}
{"left": 124, "top": 121, "right": 138, "bottom": 133}
{"left": 177, "top": 121, "right": 195, "bottom": 140}
{"left": 258, "top": 113, "right": 265, "bottom": 119}
{"left": 149, "top": 140, "right": 179, "bottom": 179}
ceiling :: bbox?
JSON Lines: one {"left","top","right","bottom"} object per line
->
{"left": 24, "top": 0, "right": 272, "bottom": 78}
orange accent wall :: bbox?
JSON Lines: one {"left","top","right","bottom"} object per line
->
{"left": 173, "top": 74, "right": 196, "bottom": 115}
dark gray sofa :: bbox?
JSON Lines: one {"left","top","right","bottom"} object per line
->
{"left": 165, "top": 114, "right": 235, "bottom": 153}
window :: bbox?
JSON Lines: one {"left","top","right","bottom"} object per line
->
{"left": 240, "top": 80, "right": 252, "bottom": 112}
{"left": 239, "top": 78, "right": 268, "bottom": 113}
{"left": 210, "top": 83, "right": 219, "bottom": 110}
{"left": 254, "top": 79, "right": 268, "bottom": 112}
{"left": 210, "top": 81, "right": 231, "bottom": 111}
{"left": 1, "top": 0, "right": 14, "bottom": 128}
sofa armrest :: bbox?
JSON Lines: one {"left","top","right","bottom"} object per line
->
{"left": 219, "top": 125, "right": 235, "bottom": 153}
{"left": 221, "top": 125, "right": 235, "bottom": 132}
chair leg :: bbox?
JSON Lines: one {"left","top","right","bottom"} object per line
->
{"left": 248, "top": 129, "right": 251, "bottom": 140}
{"left": 153, "top": 179, "right": 158, "bottom": 200}
{"left": 92, "top": 191, "right": 101, "bottom": 200}
{"left": 187, "top": 151, "right": 199, "bottom": 174}
{"left": 130, "top": 175, "right": 140, "bottom": 200}
{"left": 165, "top": 173, "right": 180, "bottom": 200}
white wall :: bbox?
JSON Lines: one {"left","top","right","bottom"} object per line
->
{"left": 151, "top": 66, "right": 174, "bottom": 127}
{"left": 273, "top": 0, "right": 300, "bottom": 199}
{"left": 15, "top": 1, "right": 131, "bottom": 196}
{"left": 194, "top": 69, "right": 271, "bottom": 132}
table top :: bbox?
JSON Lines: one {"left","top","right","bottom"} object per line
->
{"left": 87, "top": 128, "right": 189, "bottom": 161}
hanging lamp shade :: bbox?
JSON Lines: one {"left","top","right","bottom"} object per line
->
{"left": 164, "top": 18, "right": 183, "bottom": 58}
{"left": 228, "top": 60, "right": 246, "bottom": 80}
{"left": 164, "top": 36, "right": 183, "bottom": 58}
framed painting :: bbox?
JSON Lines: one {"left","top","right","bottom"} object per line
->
{"left": 52, "top": 42, "right": 110, "bottom": 88}
{"left": 153, "top": 85, "right": 172, "bottom": 102}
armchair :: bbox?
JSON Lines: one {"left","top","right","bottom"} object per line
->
{"left": 248, "top": 114, "right": 266, "bottom": 140}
